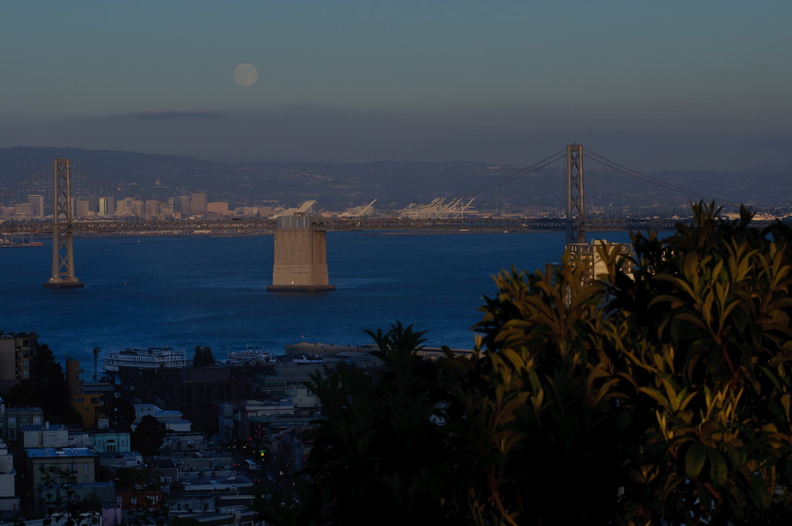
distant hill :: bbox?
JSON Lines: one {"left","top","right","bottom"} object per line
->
{"left": 0, "top": 147, "right": 508, "bottom": 211}
{"left": 0, "top": 147, "right": 789, "bottom": 213}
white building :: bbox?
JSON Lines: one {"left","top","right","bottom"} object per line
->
{"left": 0, "top": 440, "right": 19, "bottom": 512}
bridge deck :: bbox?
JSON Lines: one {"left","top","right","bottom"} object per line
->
{"left": 0, "top": 217, "right": 779, "bottom": 235}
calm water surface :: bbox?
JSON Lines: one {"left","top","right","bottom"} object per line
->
{"left": 0, "top": 231, "right": 630, "bottom": 365}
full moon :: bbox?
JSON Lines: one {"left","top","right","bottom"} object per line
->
{"left": 233, "top": 63, "right": 258, "bottom": 87}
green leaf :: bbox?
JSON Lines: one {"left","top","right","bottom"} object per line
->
{"left": 708, "top": 450, "right": 728, "bottom": 487}
{"left": 685, "top": 442, "right": 707, "bottom": 479}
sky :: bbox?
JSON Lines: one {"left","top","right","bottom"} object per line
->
{"left": 1, "top": 1, "right": 790, "bottom": 171}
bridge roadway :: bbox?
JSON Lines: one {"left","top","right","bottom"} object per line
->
{"left": 0, "top": 216, "right": 698, "bottom": 235}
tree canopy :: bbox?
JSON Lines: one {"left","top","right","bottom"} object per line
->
{"left": 255, "top": 203, "right": 792, "bottom": 526}
{"left": 192, "top": 346, "right": 215, "bottom": 367}
{"left": 131, "top": 415, "right": 166, "bottom": 458}
{"left": 7, "top": 343, "right": 81, "bottom": 424}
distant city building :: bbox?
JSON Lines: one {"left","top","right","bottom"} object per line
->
{"left": 145, "top": 199, "right": 161, "bottom": 219}
{"left": 175, "top": 195, "right": 191, "bottom": 215}
{"left": 207, "top": 201, "right": 229, "bottom": 216}
{"left": 76, "top": 199, "right": 91, "bottom": 219}
{"left": 115, "top": 198, "right": 144, "bottom": 217}
{"left": 27, "top": 194, "right": 44, "bottom": 217}
{"left": 98, "top": 196, "right": 115, "bottom": 217}
{"left": 12, "top": 203, "right": 34, "bottom": 218}
{"left": 190, "top": 192, "right": 207, "bottom": 214}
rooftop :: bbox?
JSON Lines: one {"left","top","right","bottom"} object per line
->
{"left": 26, "top": 447, "right": 97, "bottom": 458}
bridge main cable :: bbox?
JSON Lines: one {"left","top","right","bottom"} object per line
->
{"left": 584, "top": 149, "right": 741, "bottom": 208}
{"left": 452, "top": 150, "right": 567, "bottom": 200}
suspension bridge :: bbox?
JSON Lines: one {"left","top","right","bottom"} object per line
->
{"left": 0, "top": 145, "right": 767, "bottom": 288}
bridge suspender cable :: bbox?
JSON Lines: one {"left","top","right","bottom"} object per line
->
{"left": 453, "top": 150, "right": 567, "bottom": 200}
{"left": 584, "top": 149, "right": 741, "bottom": 208}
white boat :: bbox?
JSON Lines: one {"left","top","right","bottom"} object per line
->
{"left": 225, "top": 347, "right": 273, "bottom": 366}
{"left": 103, "top": 347, "right": 188, "bottom": 372}
{"left": 291, "top": 354, "right": 325, "bottom": 365}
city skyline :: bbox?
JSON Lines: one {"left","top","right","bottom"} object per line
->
{"left": 1, "top": 2, "right": 791, "bottom": 171}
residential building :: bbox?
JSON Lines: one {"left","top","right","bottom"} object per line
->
{"left": 0, "top": 440, "right": 20, "bottom": 513}
{"left": 3, "top": 407, "right": 43, "bottom": 443}
{"left": 153, "top": 368, "right": 254, "bottom": 434}
{"left": 66, "top": 359, "right": 108, "bottom": 428}
{"left": 20, "top": 423, "right": 69, "bottom": 449}
{"left": 92, "top": 432, "right": 131, "bottom": 453}
{"left": 25, "top": 448, "right": 98, "bottom": 514}
{"left": 0, "top": 332, "right": 37, "bottom": 392}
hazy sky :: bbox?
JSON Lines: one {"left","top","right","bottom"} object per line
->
{"left": 1, "top": 1, "right": 790, "bottom": 170}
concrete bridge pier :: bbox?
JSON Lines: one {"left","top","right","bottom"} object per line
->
{"left": 266, "top": 215, "right": 335, "bottom": 292}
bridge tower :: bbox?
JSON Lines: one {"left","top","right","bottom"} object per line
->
{"left": 565, "top": 143, "right": 585, "bottom": 244}
{"left": 44, "top": 158, "right": 84, "bottom": 289}
{"left": 267, "top": 215, "right": 335, "bottom": 292}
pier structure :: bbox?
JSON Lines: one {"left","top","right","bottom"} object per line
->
{"left": 266, "top": 215, "right": 335, "bottom": 292}
{"left": 44, "top": 158, "right": 84, "bottom": 289}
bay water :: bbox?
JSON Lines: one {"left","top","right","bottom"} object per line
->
{"left": 0, "top": 230, "right": 631, "bottom": 367}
